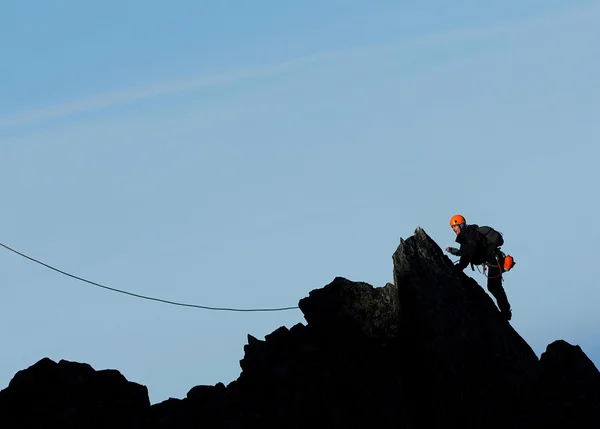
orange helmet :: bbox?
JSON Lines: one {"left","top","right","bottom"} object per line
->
{"left": 449, "top": 214, "right": 466, "bottom": 227}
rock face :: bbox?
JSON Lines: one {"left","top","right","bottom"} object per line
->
{"left": 0, "top": 357, "right": 149, "bottom": 428}
{"left": 394, "top": 227, "right": 540, "bottom": 428}
{"left": 1, "top": 227, "right": 598, "bottom": 428}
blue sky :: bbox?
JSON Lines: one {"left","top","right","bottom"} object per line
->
{"left": 1, "top": 1, "right": 598, "bottom": 404}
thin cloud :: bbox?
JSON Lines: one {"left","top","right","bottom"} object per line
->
{"left": 0, "top": 2, "right": 596, "bottom": 131}
{"left": 0, "top": 53, "right": 337, "bottom": 130}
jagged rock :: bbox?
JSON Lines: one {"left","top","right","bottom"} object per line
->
{"left": 228, "top": 278, "right": 407, "bottom": 428}
{"left": 0, "top": 357, "right": 149, "bottom": 428}
{"left": 393, "top": 227, "right": 539, "bottom": 428}
{"left": 298, "top": 276, "right": 400, "bottom": 339}
{"left": 518, "top": 340, "right": 600, "bottom": 428}
{"left": 1, "top": 227, "right": 598, "bottom": 428}
{"left": 538, "top": 340, "right": 600, "bottom": 384}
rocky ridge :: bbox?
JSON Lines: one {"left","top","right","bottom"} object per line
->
{"left": 1, "top": 227, "right": 598, "bottom": 428}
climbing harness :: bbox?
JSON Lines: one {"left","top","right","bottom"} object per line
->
{"left": 454, "top": 253, "right": 513, "bottom": 282}
{"left": 480, "top": 259, "right": 504, "bottom": 280}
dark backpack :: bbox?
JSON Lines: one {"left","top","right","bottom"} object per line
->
{"left": 476, "top": 225, "right": 504, "bottom": 249}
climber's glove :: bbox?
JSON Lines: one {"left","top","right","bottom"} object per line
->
{"left": 446, "top": 247, "right": 460, "bottom": 256}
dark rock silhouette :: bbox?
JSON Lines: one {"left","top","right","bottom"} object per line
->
{"left": 0, "top": 357, "right": 149, "bottom": 428}
{"left": 1, "top": 227, "right": 598, "bottom": 428}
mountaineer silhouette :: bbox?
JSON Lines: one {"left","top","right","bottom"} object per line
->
{"left": 445, "top": 214, "right": 516, "bottom": 321}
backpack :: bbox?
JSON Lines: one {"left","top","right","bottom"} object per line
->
{"left": 476, "top": 225, "right": 504, "bottom": 248}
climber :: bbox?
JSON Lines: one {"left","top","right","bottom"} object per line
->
{"left": 444, "top": 214, "right": 512, "bottom": 321}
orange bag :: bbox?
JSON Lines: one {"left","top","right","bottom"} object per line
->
{"left": 503, "top": 255, "right": 515, "bottom": 271}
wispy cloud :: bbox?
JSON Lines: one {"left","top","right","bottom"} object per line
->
{"left": 0, "top": 53, "right": 339, "bottom": 130}
{"left": 0, "top": 2, "right": 596, "bottom": 131}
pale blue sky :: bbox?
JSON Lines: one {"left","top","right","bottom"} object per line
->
{"left": 1, "top": 1, "right": 598, "bottom": 404}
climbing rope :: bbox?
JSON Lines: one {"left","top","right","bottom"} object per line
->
{"left": 0, "top": 241, "right": 299, "bottom": 312}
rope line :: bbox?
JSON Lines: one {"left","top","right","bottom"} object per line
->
{"left": 0, "top": 242, "right": 299, "bottom": 312}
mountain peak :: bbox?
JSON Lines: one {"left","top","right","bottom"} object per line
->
{"left": 1, "top": 227, "right": 598, "bottom": 428}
